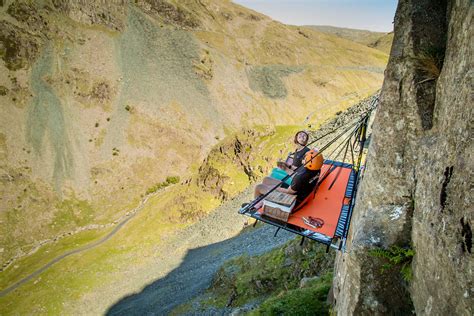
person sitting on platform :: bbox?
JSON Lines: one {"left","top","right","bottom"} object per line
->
{"left": 280, "top": 130, "right": 311, "bottom": 171}
{"left": 271, "top": 130, "right": 311, "bottom": 186}
{"left": 252, "top": 149, "right": 323, "bottom": 209}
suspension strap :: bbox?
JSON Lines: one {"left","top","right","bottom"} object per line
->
{"left": 240, "top": 95, "right": 379, "bottom": 215}
{"left": 240, "top": 117, "right": 366, "bottom": 214}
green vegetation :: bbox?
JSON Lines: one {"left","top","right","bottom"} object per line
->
{"left": 165, "top": 176, "right": 180, "bottom": 184}
{"left": 145, "top": 176, "right": 180, "bottom": 195}
{"left": 0, "top": 228, "right": 109, "bottom": 301}
{"left": 369, "top": 246, "right": 415, "bottom": 281}
{"left": 203, "top": 239, "right": 334, "bottom": 310}
{"left": 252, "top": 273, "right": 332, "bottom": 316}
{"left": 0, "top": 229, "right": 126, "bottom": 315}
{"left": 52, "top": 198, "right": 95, "bottom": 228}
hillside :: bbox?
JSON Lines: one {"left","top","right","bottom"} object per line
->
{"left": 306, "top": 25, "right": 394, "bottom": 54}
{"left": 0, "top": 0, "right": 388, "bottom": 313}
{"left": 367, "top": 32, "right": 394, "bottom": 54}
{"left": 0, "top": 0, "right": 386, "bottom": 268}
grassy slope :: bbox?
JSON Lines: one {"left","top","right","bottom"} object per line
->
{"left": 368, "top": 32, "right": 395, "bottom": 54}
{"left": 253, "top": 274, "right": 332, "bottom": 316}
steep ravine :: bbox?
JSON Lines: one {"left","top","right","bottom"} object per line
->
{"left": 0, "top": 89, "right": 378, "bottom": 314}
{"left": 101, "top": 95, "right": 378, "bottom": 315}
{"left": 105, "top": 187, "right": 294, "bottom": 316}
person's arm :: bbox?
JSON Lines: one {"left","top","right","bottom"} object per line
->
{"left": 277, "top": 186, "right": 296, "bottom": 195}
{"left": 285, "top": 170, "right": 303, "bottom": 195}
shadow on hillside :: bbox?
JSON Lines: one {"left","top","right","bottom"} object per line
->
{"left": 106, "top": 224, "right": 293, "bottom": 315}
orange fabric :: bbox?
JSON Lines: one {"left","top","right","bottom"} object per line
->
{"left": 258, "top": 164, "right": 352, "bottom": 238}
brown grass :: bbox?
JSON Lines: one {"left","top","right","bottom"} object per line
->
{"left": 414, "top": 51, "right": 444, "bottom": 84}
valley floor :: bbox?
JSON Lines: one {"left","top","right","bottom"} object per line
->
{"left": 105, "top": 187, "right": 294, "bottom": 315}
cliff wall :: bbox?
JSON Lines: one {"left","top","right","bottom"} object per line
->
{"left": 333, "top": 0, "right": 472, "bottom": 314}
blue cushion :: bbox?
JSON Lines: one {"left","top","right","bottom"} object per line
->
{"left": 270, "top": 168, "right": 292, "bottom": 185}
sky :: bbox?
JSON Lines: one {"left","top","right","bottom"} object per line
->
{"left": 233, "top": 0, "right": 398, "bottom": 32}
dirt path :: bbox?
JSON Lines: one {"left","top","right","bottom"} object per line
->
{"left": 0, "top": 194, "right": 152, "bottom": 297}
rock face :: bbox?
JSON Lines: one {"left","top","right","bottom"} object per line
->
{"left": 333, "top": 0, "right": 473, "bottom": 315}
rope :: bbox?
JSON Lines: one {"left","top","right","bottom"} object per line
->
{"left": 328, "top": 137, "right": 351, "bottom": 190}
{"left": 240, "top": 95, "right": 379, "bottom": 214}
{"left": 348, "top": 136, "right": 354, "bottom": 166}
{"left": 304, "top": 94, "right": 380, "bottom": 150}
{"left": 240, "top": 110, "right": 370, "bottom": 214}
{"left": 315, "top": 120, "right": 364, "bottom": 186}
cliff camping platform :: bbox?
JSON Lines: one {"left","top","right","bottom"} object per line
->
{"left": 241, "top": 160, "right": 357, "bottom": 251}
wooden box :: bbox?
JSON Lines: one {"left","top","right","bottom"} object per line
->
{"left": 263, "top": 191, "right": 297, "bottom": 222}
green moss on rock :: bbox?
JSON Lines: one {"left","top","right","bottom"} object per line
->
{"left": 208, "top": 239, "right": 335, "bottom": 308}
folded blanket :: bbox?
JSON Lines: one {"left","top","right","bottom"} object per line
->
{"left": 270, "top": 167, "right": 293, "bottom": 186}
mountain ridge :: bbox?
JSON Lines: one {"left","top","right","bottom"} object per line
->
{"left": 305, "top": 25, "right": 394, "bottom": 54}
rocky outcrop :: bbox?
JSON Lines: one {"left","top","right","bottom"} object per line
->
{"left": 333, "top": 0, "right": 472, "bottom": 315}
{"left": 0, "top": 20, "right": 40, "bottom": 71}
{"left": 197, "top": 128, "right": 270, "bottom": 200}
